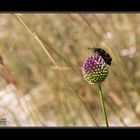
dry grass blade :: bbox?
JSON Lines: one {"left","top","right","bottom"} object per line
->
{"left": 0, "top": 55, "right": 17, "bottom": 86}
{"left": 14, "top": 14, "right": 60, "bottom": 71}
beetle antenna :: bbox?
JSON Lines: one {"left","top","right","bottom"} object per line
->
{"left": 88, "top": 47, "right": 94, "bottom": 50}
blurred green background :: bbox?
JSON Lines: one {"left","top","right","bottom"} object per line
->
{"left": 0, "top": 13, "right": 140, "bottom": 126}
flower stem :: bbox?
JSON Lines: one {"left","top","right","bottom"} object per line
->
{"left": 98, "top": 84, "right": 109, "bottom": 127}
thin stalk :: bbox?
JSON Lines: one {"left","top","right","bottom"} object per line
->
{"left": 14, "top": 14, "right": 60, "bottom": 71}
{"left": 98, "top": 84, "right": 109, "bottom": 127}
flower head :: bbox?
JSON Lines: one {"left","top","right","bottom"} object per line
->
{"left": 82, "top": 53, "right": 109, "bottom": 84}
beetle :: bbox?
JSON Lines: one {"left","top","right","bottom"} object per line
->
{"left": 88, "top": 47, "right": 112, "bottom": 65}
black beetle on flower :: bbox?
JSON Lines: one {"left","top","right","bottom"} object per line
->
{"left": 88, "top": 47, "right": 112, "bottom": 65}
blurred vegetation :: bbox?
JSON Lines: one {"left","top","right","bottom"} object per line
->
{"left": 0, "top": 13, "right": 140, "bottom": 126}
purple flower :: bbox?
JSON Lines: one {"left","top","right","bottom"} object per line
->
{"left": 82, "top": 54, "right": 109, "bottom": 84}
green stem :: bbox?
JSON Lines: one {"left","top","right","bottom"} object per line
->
{"left": 98, "top": 84, "right": 109, "bottom": 127}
